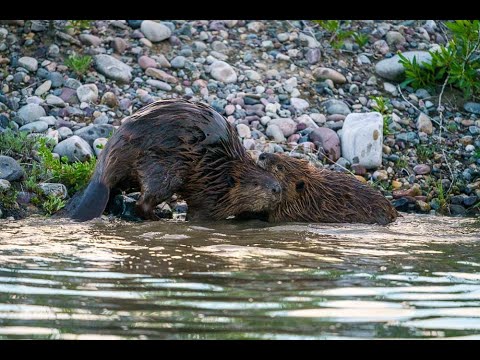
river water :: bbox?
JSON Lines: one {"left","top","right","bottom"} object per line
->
{"left": 0, "top": 214, "right": 479, "bottom": 339}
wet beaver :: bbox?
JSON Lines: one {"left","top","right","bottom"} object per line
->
{"left": 257, "top": 153, "right": 398, "bottom": 225}
{"left": 67, "top": 99, "right": 282, "bottom": 221}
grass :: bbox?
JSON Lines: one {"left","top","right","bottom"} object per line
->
{"left": 64, "top": 54, "right": 92, "bottom": 78}
{"left": 436, "top": 179, "right": 449, "bottom": 214}
{"left": 370, "top": 95, "right": 393, "bottom": 136}
{"left": 42, "top": 195, "right": 66, "bottom": 215}
{"left": 416, "top": 144, "right": 437, "bottom": 163}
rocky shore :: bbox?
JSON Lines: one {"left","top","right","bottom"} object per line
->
{"left": 0, "top": 20, "right": 479, "bottom": 220}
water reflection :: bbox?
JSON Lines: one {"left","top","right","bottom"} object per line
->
{"left": 0, "top": 214, "right": 479, "bottom": 339}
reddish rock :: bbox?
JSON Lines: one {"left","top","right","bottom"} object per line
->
{"left": 413, "top": 164, "right": 431, "bottom": 175}
{"left": 309, "top": 127, "right": 341, "bottom": 162}
{"left": 138, "top": 56, "right": 157, "bottom": 70}
{"left": 351, "top": 164, "right": 367, "bottom": 175}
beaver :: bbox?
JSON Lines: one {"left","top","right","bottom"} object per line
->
{"left": 257, "top": 153, "right": 399, "bottom": 225}
{"left": 66, "top": 99, "right": 282, "bottom": 221}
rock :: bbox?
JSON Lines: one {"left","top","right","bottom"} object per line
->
{"left": 93, "top": 137, "right": 108, "bottom": 157}
{"left": 383, "top": 82, "right": 398, "bottom": 96}
{"left": 112, "top": 37, "right": 128, "bottom": 53}
{"left": 110, "top": 194, "right": 141, "bottom": 221}
{"left": 101, "top": 92, "right": 119, "bottom": 108}
{"left": 76, "top": 84, "right": 99, "bottom": 103}
{"left": 268, "top": 118, "right": 297, "bottom": 137}
{"left": 393, "top": 197, "right": 410, "bottom": 211}
{"left": 450, "top": 204, "right": 466, "bottom": 216}
{"left": 57, "top": 127, "right": 73, "bottom": 140}
{"left": 245, "top": 70, "right": 261, "bottom": 81}
{"left": 309, "top": 127, "right": 341, "bottom": 162}
{"left": 341, "top": 112, "right": 383, "bottom": 169}
{"left": 79, "top": 34, "right": 102, "bottom": 47}
{"left": 413, "top": 164, "right": 431, "bottom": 175}
{"left": 74, "top": 124, "right": 115, "bottom": 147}
{"left": 94, "top": 54, "right": 132, "bottom": 82}
{"left": 0, "top": 156, "right": 25, "bottom": 181}
{"left": 393, "top": 184, "right": 422, "bottom": 199}
{"left": 19, "top": 120, "right": 48, "bottom": 133}
{"left": 351, "top": 164, "right": 367, "bottom": 175}
{"left": 266, "top": 124, "right": 286, "bottom": 142}
{"left": 464, "top": 102, "right": 480, "bottom": 115}
{"left": 236, "top": 124, "right": 251, "bottom": 138}
{"left": 145, "top": 68, "right": 178, "bottom": 83}
{"left": 375, "top": 51, "right": 432, "bottom": 81}
{"left": 386, "top": 31, "right": 406, "bottom": 45}
{"left": 140, "top": 20, "right": 172, "bottom": 42}
{"left": 290, "top": 98, "right": 309, "bottom": 112}
{"left": 323, "top": 99, "right": 351, "bottom": 115}
{"left": 138, "top": 55, "right": 157, "bottom": 70}
{"left": 34, "top": 80, "right": 52, "bottom": 96}
{"left": 0, "top": 179, "right": 11, "bottom": 191}
{"left": 53, "top": 135, "right": 93, "bottom": 163}
{"left": 171, "top": 56, "right": 186, "bottom": 68}
{"left": 373, "top": 170, "right": 388, "bottom": 181}
{"left": 38, "top": 183, "right": 68, "bottom": 199}
{"left": 18, "top": 56, "right": 38, "bottom": 72}
{"left": 146, "top": 79, "right": 172, "bottom": 91}
{"left": 210, "top": 61, "right": 237, "bottom": 83}
{"left": 17, "top": 103, "right": 46, "bottom": 125}
{"left": 305, "top": 48, "right": 321, "bottom": 64}
{"left": 313, "top": 67, "right": 346, "bottom": 84}
{"left": 416, "top": 200, "right": 431, "bottom": 213}
{"left": 46, "top": 94, "right": 65, "bottom": 107}
{"left": 416, "top": 112, "right": 433, "bottom": 134}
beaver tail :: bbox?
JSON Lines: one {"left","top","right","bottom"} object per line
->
{"left": 69, "top": 177, "right": 110, "bottom": 221}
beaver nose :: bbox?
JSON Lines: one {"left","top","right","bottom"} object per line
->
{"left": 272, "top": 183, "right": 281, "bottom": 194}
{"left": 259, "top": 153, "right": 267, "bottom": 161}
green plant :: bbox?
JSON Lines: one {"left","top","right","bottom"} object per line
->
{"left": 0, "top": 188, "right": 19, "bottom": 210}
{"left": 0, "top": 129, "right": 38, "bottom": 161}
{"left": 65, "top": 20, "right": 92, "bottom": 32}
{"left": 395, "top": 157, "right": 408, "bottom": 169}
{"left": 64, "top": 54, "right": 92, "bottom": 78}
{"left": 398, "top": 20, "right": 480, "bottom": 99}
{"left": 416, "top": 144, "right": 437, "bottom": 163}
{"left": 36, "top": 138, "right": 96, "bottom": 195}
{"left": 42, "top": 195, "right": 66, "bottom": 215}
{"left": 474, "top": 148, "right": 480, "bottom": 159}
{"left": 352, "top": 32, "right": 369, "bottom": 48}
{"left": 314, "top": 20, "right": 354, "bottom": 50}
{"left": 436, "top": 179, "right": 449, "bottom": 214}
{"left": 370, "top": 95, "right": 393, "bottom": 136}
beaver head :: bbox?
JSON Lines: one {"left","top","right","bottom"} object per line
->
{"left": 210, "top": 159, "right": 283, "bottom": 219}
{"left": 257, "top": 152, "right": 398, "bottom": 225}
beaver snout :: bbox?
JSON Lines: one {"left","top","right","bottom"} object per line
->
{"left": 271, "top": 183, "right": 281, "bottom": 194}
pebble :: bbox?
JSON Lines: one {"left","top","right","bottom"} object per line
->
{"left": 94, "top": 54, "right": 132, "bottom": 82}
{"left": 34, "top": 80, "right": 52, "bottom": 96}
{"left": 210, "top": 61, "right": 237, "bottom": 83}
{"left": 19, "top": 120, "right": 48, "bottom": 133}
{"left": 18, "top": 57, "right": 38, "bottom": 72}
{"left": 76, "top": 84, "right": 99, "bottom": 103}
{"left": 17, "top": 103, "right": 46, "bottom": 125}
{"left": 313, "top": 67, "right": 346, "bottom": 84}
{"left": 140, "top": 20, "right": 172, "bottom": 42}
{"left": 416, "top": 112, "right": 433, "bottom": 134}
{"left": 375, "top": 51, "right": 432, "bottom": 81}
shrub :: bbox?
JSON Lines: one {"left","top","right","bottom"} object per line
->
{"left": 398, "top": 20, "right": 480, "bottom": 99}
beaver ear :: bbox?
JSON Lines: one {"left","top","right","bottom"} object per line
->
{"left": 295, "top": 180, "right": 305, "bottom": 192}
{"left": 226, "top": 175, "right": 236, "bottom": 187}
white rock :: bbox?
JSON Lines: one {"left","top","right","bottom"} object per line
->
{"left": 18, "top": 56, "right": 38, "bottom": 72}
{"left": 268, "top": 118, "right": 297, "bottom": 137}
{"left": 93, "top": 137, "right": 108, "bottom": 157}
{"left": 236, "top": 124, "right": 251, "bottom": 138}
{"left": 290, "top": 98, "right": 309, "bottom": 112}
{"left": 17, "top": 103, "right": 46, "bottom": 124}
{"left": 34, "top": 80, "right": 52, "bottom": 96}
{"left": 416, "top": 112, "right": 433, "bottom": 134}
{"left": 341, "top": 112, "right": 384, "bottom": 169}
{"left": 140, "top": 20, "right": 172, "bottom": 42}
{"left": 76, "top": 84, "right": 99, "bottom": 103}
{"left": 94, "top": 54, "right": 132, "bottom": 82}
{"left": 210, "top": 61, "right": 237, "bottom": 83}
{"left": 53, "top": 135, "right": 94, "bottom": 163}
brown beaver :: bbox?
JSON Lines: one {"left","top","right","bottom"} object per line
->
{"left": 67, "top": 99, "right": 282, "bottom": 221}
{"left": 257, "top": 153, "right": 399, "bottom": 225}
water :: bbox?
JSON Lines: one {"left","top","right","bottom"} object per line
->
{"left": 0, "top": 214, "right": 479, "bottom": 339}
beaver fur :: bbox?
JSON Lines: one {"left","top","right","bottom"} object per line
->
{"left": 257, "top": 153, "right": 399, "bottom": 225}
{"left": 66, "top": 99, "right": 282, "bottom": 221}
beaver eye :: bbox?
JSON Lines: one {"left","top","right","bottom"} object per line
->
{"left": 276, "top": 165, "right": 284, "bottom": 171}
{"left": 295, "top": 180, "right": 305, "bottom": 192}
{"left": 226, "top": 176, "right": 235, "bottom": 187}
